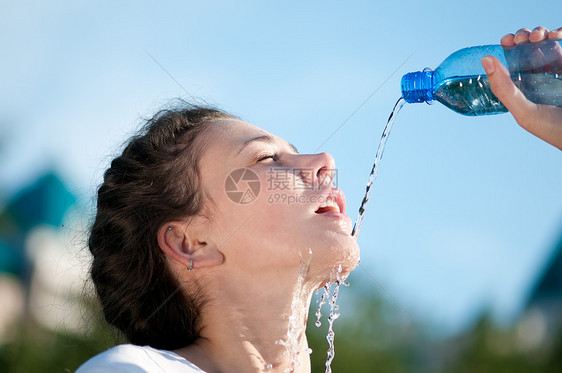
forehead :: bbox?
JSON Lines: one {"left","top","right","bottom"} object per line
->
{"left": 198, "top": 119, "right": 271, "bottom": 172}
{"left": 203, "top": 118, "right": 298, "bottom": 153}
{"left": 208, "top": 118, "right": 271, "bottom": 145}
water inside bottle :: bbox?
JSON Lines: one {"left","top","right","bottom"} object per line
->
{"left": 433, "top": 75, "right": 507, "bottom": 115}
{"left": 433, "top": 72, "right": 562, "bottom": 116}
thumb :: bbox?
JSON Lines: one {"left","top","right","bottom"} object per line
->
{"left": 481, "top": 56, "right": 538, "bottom": 130}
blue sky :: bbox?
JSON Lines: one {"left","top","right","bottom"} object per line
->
{"left": 1, "top": 0, "right": 561, "bottom": 335}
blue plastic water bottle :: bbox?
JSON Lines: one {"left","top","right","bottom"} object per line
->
{"left": 401, "top": 39, "right": 562, "bottom": 116}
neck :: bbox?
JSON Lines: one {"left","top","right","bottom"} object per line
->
{"left": 177, "top": 262, "right": 317, "bottom": 373}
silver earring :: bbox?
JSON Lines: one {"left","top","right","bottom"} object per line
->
{"left": 188, "top": 259, "right": 193, "bottom": 271}
{"left": 167, "top": 226, "right": 173, "bottom": 231}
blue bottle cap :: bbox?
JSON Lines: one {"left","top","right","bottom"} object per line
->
{"left": 401, "top": 69, "right": 434, "bottom": 103}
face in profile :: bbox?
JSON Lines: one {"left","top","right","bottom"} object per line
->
{"left": 195, "top": 119, "right": 359, "bottom": 285}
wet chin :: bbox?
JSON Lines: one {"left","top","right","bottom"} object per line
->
{"left": 310, "top": 239, "right": 360, "bottom": 285}
{"left": 338, "top": 240, "right": 360, "bottom": 276}
{"left": 330, "top": 232, "right": 360, "bottom": 269}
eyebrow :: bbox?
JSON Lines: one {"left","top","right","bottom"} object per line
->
{"left": 236, "top": 134, "right": 299, "bottom": 156}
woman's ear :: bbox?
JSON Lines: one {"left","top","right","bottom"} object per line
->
{"left": 157, "top": 220, "right": 224, "bottom": 271}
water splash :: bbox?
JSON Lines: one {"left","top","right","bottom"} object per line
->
{"left": 315, "top": 281, "right": 331, "bottom": 327}
{"left": 351, "top": 97, "right": 405, "bottom": 237}
{"left": 325, "top": 265, "right": 348, "bottom": 373}
{"left": 276, "top": 260, "right": 310, "bottom": 373}
{"left": 315, "top": 265, "right": 349, "bottom": 373}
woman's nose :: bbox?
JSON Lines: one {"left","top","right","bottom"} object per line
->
{"left": 292, "top": 152, "right": 336, "bottom": 188}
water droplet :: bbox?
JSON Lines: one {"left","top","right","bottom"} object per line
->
{"left": 315, "top": 320, "right": 321, "bottom": 327}
{"left": 266, "top": 363, "right": 273, "bottom": 371}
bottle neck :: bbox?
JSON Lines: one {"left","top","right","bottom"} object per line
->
{"left": 401, "top": 70, "right": 434, "bottom": 103}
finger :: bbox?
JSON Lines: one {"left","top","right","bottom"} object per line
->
{"left": 529, "top": 26, "right": 549, "bottom": 43}
{"left": 520, "top": 43, "right": 547, "bottom": 74}
{"left": 540, "top": 38, "right": 562, "bottom": 74}
{"left": 501, "top": 33, "right": 516, "bottom": 48}
{"left": 512, "top": 27, "right": 547, "bottom": 74}
{"left": 514, "top": 28, "right": 531, "bottom": 44}
{"left": 547, "top": 27, "right": 562, "bottom": 40}
{"left": 540, "top": 26, "right": 562, "bottom": 74}
{"left": 482, "top": 56, "right": 537, "bottom": 125}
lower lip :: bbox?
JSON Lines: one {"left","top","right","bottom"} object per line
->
{"left": 316, "top": 211, "right": 352, "bottom": 223}
{"left": 316, "top": 211, "right": 353, "bottom": 233}
{"left": 317, "top": 211, "right": 346, "bottom": 218}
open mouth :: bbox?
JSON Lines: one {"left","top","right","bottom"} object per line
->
{"left": 314, "top": 189, "right": 346, "bottom": 215}
{"left": 315, "top": 197, "right": 341, "bottom": 214}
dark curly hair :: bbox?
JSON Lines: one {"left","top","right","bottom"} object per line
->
{"left": 88, "top": 102, "right": 236, "bottom": 350}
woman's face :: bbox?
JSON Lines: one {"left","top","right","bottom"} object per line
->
{"left": 197, "top": 119, "right": 359, "bottom": 284}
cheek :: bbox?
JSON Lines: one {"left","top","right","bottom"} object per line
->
{"left": 251, "top": 200, "right": 301, "bottom": 243}
{"left": 246, "top": 199, "right": 307, "bottom": 258}
{"left": 211, "top": 189, "right": 299, "bottom": 249}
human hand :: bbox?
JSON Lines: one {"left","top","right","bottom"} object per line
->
{"left": 481, "top": 26, "right": 562, "bottom": 150}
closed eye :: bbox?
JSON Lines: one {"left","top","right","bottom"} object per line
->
{"left": 256, "top": 153, "right": 279, "bottom": 163}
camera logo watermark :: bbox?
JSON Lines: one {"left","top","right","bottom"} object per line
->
{"left": 225, "top": 168, "right": 261, "bottom": 204}
{"left": 225, "top": 167, "right": 338, "bottom": 205}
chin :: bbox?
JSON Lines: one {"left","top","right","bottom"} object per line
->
{"left": 337, "top": 240, "right": 360, "bottom": 276}
{"left": 306, "top": 239, "right": 360, "bottom": 287}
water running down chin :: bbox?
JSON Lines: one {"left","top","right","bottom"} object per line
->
{"left": 315, "top": 264, "right": 349, "bottom": 373}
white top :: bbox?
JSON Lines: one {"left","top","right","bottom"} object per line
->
{"left": 75, "top": 344, "right": 207, "bottom": 373}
